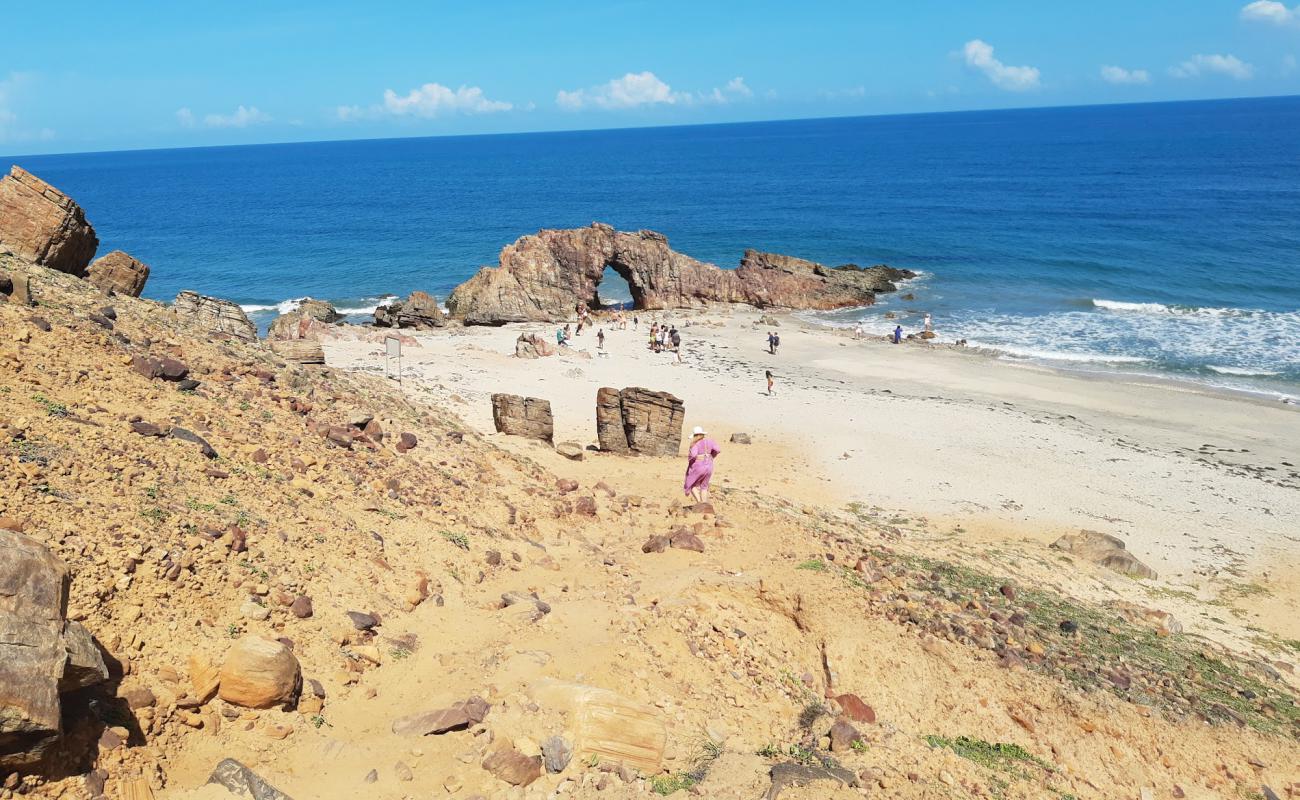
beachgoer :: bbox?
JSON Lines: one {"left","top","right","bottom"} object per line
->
{"left": 670, "top": 328, "right": 680, "bottom": 351}
{"left": 772, "top": 332, "right": 780, "bottom": 354}
{"left": 633, "top": 315, "right": 639, "bottom": 330}
{"left": 657, "top": 329, "right": 667, "bottom": 352}
{"left": 597, "top": 328, "right": 605, "bottom": 349}
{"left": 556, "top": 327, "right": 569, "bottom": 347}
{"left": 576, "top": 319, "right": 584, "bottom": 336}
{"left": 683, "top": 426, "right": 721, "bottom": 503}
{"left": 892, "top": 325, "right": 902, "bottom": 344}
{"left": 924, "top": 313, "right": 933, "bottom": 333}
{"left": 853, "top": 323, "right": 864, "bottom": 340}
{"left": 767, "top": 331, "right": 776, "bottom": 355}
{"left": 766, "top": 370, "right": 775, "bottom": 395}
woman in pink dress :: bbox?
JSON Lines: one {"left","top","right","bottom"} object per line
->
{"left": 683, "top": 426, "right": 721, "bottom": 503}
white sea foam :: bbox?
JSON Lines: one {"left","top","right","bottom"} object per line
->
{"left": 242, "top": 295, "right": 397, "bottom": 316}
{"left": 1207, "top": 365, "right": 1281, "bottom": 377}
{"left": 973, "top": 342, "right": 1151, "bottom": 364}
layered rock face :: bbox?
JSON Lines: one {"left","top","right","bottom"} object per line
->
{"left": 172, "top": 290, "right": 258, "bottom": 340}
{"left": 0, "top": 167, "right": 99, "bottom": 276}
{"left": 595, "top": 387, "right": 684, "bottom": 456}
{"left": 1, "top": 531, "right": 109, "bottom": 769}
{"left": 491, "top": 394, "right": 554, "bottom": 443}
{"left": 446, "top": 223, "right": 914, "bottom": 324}
{"left": 86, "top": 250, "right": 150, "bottom": 297}
{"left": 374, "top": 291, "right": 445, "bottom": 329}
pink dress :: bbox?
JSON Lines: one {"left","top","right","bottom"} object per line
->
{"left": 683, "top": 438, "right": 721, "bottom": 495}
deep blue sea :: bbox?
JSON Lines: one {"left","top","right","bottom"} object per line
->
{"left": 8, "top": 96, "right": 1300, "bottom": 398}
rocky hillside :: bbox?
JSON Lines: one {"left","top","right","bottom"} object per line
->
{"left": 1, "top": 254, "right": 1298, "bottom": 799}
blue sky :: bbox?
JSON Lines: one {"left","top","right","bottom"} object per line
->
{"left": 2, "top": 0, "right": 1298, "bottom": 155}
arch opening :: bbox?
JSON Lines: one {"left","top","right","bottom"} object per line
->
{"left": 593, "top": 263, "right": 638, "bottom": 311}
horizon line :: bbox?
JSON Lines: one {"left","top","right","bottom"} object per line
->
{"left": 4, "top": 92, "right": 1298, "bottom": 162}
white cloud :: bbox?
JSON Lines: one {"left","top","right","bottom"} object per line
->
{"left": 175, "top": 108, "right": 195, "bottom": 127}
{"left": 203, "top": 105, "right": 271, "bottom": 128}
{"left": 1169, "top": 53, "right": 1254, "bottom": 80}
{"left": 962, "top": 39, "right": 1041, "bottom": 91}
{"left": 724, "top": 77, "right": 753, "bottom": 98}
{"left": 1241, "top": 0, "right": 1300, "bottom": 26}
{"left": 338, "top": 82, "right": 511, "bottom": 121}
{"left": 557, "top": 71, "right": 685, "bottom": 110}
{"left": 698, "top": 76, "right": 755, "bottom": 105}
{"left": 1100, "top": 65, "right": 1151, "bottom": 85}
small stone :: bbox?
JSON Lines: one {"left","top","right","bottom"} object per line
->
{"left": 556, "top": 478, "right": 579, "bottom": 493}
{"left": 834, "top": 694, "right": 875, "bottom": 724}
{"left": 364, "top": 769, "right": 378, "bottom": 784}
{"left": 346, "top": 610, "right": 378, "bottom": 630}
{"left": 394, "top": 761, "right": 413, "bottom": 782}
{"left": 669, "top": 530, "right": 705, "bottom": 553}
{"left": 999, "top": 584, "right": 1016, "bottom": 601}
{"left": 482, "top": 747, "right": 543, "bottom": 787}
{"left": 396, "top": 432, "right": 418, "bottom": 452}
{"left": 729, "top": 432, "right": 752, "bottom": 444}
{"left": 541, "top": 735, "right": 573, "bottom": 773}
{"left": 641, "top": 535, "right": 669, "bottom": 554}
{"left": 291, "top": 596, "right": 313, "bottom": 618}
{"left": 828, "top": 719, "right": 863, "bottom": 753}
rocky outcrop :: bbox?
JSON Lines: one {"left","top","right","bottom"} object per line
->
{"left": 446, "top": 223, "right": 914, "bottom": 324}
{"left": 491, "top": 394, "right": 554, "bottom": 443}
{"left": 514, "top": 332, "right": 555, "bottom": 359}
{"left": 267, "top": 298, "right": 341, "bottom": 340}
{"left": 85, "top": 250, "right": 150, "bottom": 297}
{"left": 0, "top": 166, "right": 99, "bottom": 276}
{"left": 1, "top": 531, "right": 109, "bottom": 769}
{"left": 374, "top": 291, "right": 445, "bottom": 329}
{"left": 596, "top": 387, "right": 684, "bottom": 456}
{"left": 1050, "top": 530, "right": 1157, "bottom": 579}
{"left": 268, "top": 339, "right": 325, "bottom": 364}
{"left": 172, "top": 290, "right": 258, "bottom": 340}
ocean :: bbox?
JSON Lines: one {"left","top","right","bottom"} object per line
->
{"left": 8, "top": 96, "right": 1300, "bottom": 399}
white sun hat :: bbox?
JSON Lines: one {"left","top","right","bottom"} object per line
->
{"left": 692, "top": 426, "right": 706, "bottom": 436}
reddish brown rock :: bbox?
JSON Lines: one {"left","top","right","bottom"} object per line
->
{"left": 573, "top": 496, "right": 597, "bottom": 516}
{"left": 595, "top": 387, "right": 683, "bottom": 456}
{"left": 834, "top": 694, "right": 876, "bottom": 724}
{"left": 290, "top": 596, "right": 313, "bottom": 619}
{"left": 668, "top": 530, "right": 705, "bottom": 553}
{"left": 514, "top": 332, "right": 556, "bottom": 358}
{"left": 0, "top": 166, "right": 99, "bottom": 275}
{"left": 491, "top": 393, "right": 554, "bottom": 443}
{"left": 481, "top": 747, "right": 543, "bottom": 787}
{"left": 828, "top": 719, "right": 863, "bottom": 753}
{"left": 641, "top": 535, "right": 669, "bottom": 554}
{"left": 267, "top": 298, "right": 342, "bottom": 340}
{"left": 555, "top": 478, "right": 578, "bottom": 493}
{"left": 396, "top": 432, "right": 418, "bottom": 453}
{"left": 445, "top": 223, "right": 913, "bottom": 324}
{"left": 392, "top": 696, "right": 489, "bottom": 736}
{"left": 86, "top": 250, "right": 149, "bottom": 297}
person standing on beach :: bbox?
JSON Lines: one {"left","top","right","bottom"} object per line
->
{"left": 766, "top": 370, "right": 775, "bottom": 395}
{"left": 557, "top": 327, "right": 569, "bottom": 348}
{"left": 767, "top": 331, "right": 776, "bottom": 354}
{"left": 670, "top": 327, "right": 681, "bottom": 352}
{"left": 597, "top": 328, "right": 605, "bottom": 349}
{"left": 683, "top": 426, "right": 721, "bottom": 503}
{"left": 924, "top": 313, "right": 933, "bottom": 333}
{"left": 892, "top": 325, "right": 902, "bottom": 344}
{"left": 854, "top": 322, "right": 864, "bottom": 340}
{"left": 772, "top": 331, "right": 781, "bottom": 355}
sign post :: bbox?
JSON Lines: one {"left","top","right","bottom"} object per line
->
{"left": 384, "top": 336, "right": 402, "bottom": 384}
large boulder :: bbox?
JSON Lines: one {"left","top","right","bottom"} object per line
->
{"left": 85, "top": 250, "right": 150, "bottom": 297}
{"left": 172, "top": 290, "right": 258, "bottom": 340}
{"left": 514, "top": 332, "right": 555, "bottom": 358}
{"left": 267, "top": 298, "right": 342, "bottom": 340}
{"left": 1, "top": 531, "right": 109, "bottom": 770}
{"left": 596, "top": 387, "right": 683, "bottom": 456}
{"left": 218, "top": 637, "right": 301, "bottom": 709}
{"left": 491, "top": 394, "right": 554, "bottom": 443}
{"left": 374, "top": 291, "right": 445, "bottom": 329}
{"left": 445, "top": 223, "right": 915, "bottom": 324}
{"left": 0, "top": 166, "right": 99, "bottom": 276}
{"left": 1050, "top": 530, "right": 1157, "bottom": 579}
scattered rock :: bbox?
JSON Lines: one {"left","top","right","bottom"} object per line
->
{"left": 268, "top": 298, "right": 342, "bottom": 340}
{"left": 86, "top": 250, "right": 149, "bottom": 297}
{"left": 828, "top": 719, "right": 863, "bottom": 752}
{"left": 374, "top": 290, "right": 445, "bottom": 329}
{"left": 555, "top": 441, "right": 584, "bottom": 460}
{"left": 766, "top": 762, "right": 858, "bottom": 800}
{"left": 218, "top": 636, "right": 302, "bottom": 709}
{"left": 641, "top": 535, "right": 669, "bottom": 554}
{"left": 833, "top": 694, "right": 876, "bottom": 724}
{"left": 171, "top": 427, "right": 218, "bottom": 459}
{"left": 541, "top": 735, "right": 573, "bottom": 773}
{"left": 729, "top": 432, "right": 752, "bottom": 444}
{"left": 481, "top": 747, "right": 543, "bottom": 787}
{"left": 501, "top": 592, "right": 551, "bottom": 621}
{"left": 669, "top": 529, "right": 705, "bottom": 552}
{"left": 514, "top": 332, "right": 556, "bottom": 358}
{"left": 206, "top": 757, "right": 294, "bottom": 800}
{"left": 1050, "top": 529, "right": 1157, "bottom": 579}
{"left": 392, "top": 697, "right": 490, "bottom": 736}
{"left": 346, "top": 611, "right": 378, "bottom": 631}
{"left": 395, "top": 432, "right": 418, "bottom": 453}
{"left": 290, "top": 596, "right": 313, "bottom": 619}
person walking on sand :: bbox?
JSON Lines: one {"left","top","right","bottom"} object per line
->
{"left": 854, "top": 322, "right": 864, "bottom": 340}
{"left": 683, "top": 426, "right": 721, "bottom": 503}
{"left": 892, "top": 324, "right": 902, "bottom": 344}
{"left": 766, "top": 370, "right": 775, "bottom": 395}
{"left": 557, "top": 327, "right": 569, "bottom": 348}
{"left": 772, "top": 331, "right": 780, "bottom": 355}
{"left": 597, "top": 328, "right": 605, "bottom": 349}
{"left": 767, "top": 331, "right": 776, "bottom": 355}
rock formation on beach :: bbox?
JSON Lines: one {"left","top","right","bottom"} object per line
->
{"left": 445, "top": 223, "right": 914, "bottom": 324}
{"left": 595, "top": 387, "right": 684, "bottom": 456}
{"left": 172, "top": 290, "right": 258, "bottom": 340}
{"left": 267, "top": 298, "right": 342, "bottom": 341}
{"left": 0, "top": 166, "right": 99, "bottom": 276}
{"left": 374, "top": 291, "right": 445, "bottom": 329}
{"left": 490, "top": 393, "right": 554, "bottom": 443}
{"left": 86, "top": 250, "right": 150, "bottom": 297}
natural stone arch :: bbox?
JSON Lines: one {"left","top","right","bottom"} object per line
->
{"left": 446, "top": 222, "right": 914, "bottom": 325}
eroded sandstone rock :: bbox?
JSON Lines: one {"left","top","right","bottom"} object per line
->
{"left": 446, "top": 223, "right": 914, "bottom": 324}
{"left": 218, "top": 636, "right": 301, "bottom": 709}
{"left": 374, "top": 291, "right": 444, "bottom": 329}
{"left": 491, "top": 393, "right": 554, "bottom": 443}
{"left": 86, "top": 250, "right": 149, "bottom": 297}
{"left": 172, "top": 291, "right": 257, "bottom": 340}
{"left": 1050, "top": 530, "right": 1157, "bottom": 579}
{"left": 267, "top": 298, "right": 342, "bottom": 340}
{"left": 0, "top": 167, "right": 98, "bottom": 275}
{"left": 595, "top": 387, "right": 683, "bottom": 456}
{"left": 1, "top": 531, "right": 108, "bottom": 769}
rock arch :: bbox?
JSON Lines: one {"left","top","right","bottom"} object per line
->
{"left": 446, "top": 223, "right": 913, "bottom": 325}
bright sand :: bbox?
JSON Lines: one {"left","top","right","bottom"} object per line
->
{"left": 324, "top": 306, "right": 1300, "bottom": 642}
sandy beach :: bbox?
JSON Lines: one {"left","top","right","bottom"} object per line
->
{"left": 327, "top": 306, "right": 1300, "bottom": 644}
